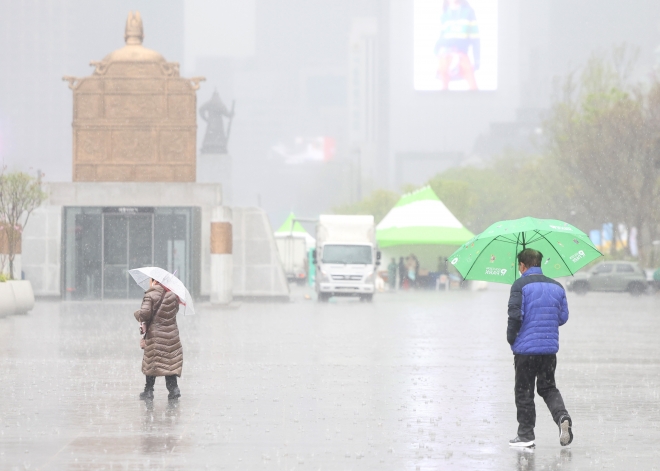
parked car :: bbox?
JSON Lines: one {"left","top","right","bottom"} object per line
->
{"left": 566, "top": 261, "right": 647, "bottom": 296}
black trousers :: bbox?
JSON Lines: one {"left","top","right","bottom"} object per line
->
{"left": 145, "top": 375, "right": 178, "bottom": 392}
{"left": 514, "top": 354, "right": 569, "bottom": 440}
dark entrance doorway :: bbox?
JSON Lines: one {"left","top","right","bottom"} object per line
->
{"left": 102, "top": 209, "right": 153, "bottom": 299}
{"left": 63, "top": 207, "right": 200, "bottom": 300}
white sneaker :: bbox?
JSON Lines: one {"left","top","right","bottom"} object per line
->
{"left": 559, "top": 416, "right": 573, "bottom": 446}
{"left": 509, "top": 436, "right": 535, "bottom": 447}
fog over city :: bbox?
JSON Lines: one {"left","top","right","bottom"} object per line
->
{"left": 1, "top": 0, "right": 660, "bottom": 469}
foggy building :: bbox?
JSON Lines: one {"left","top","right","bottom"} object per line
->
{"left": 472, "top": 0, "right": 660, "bottom": 161}
{"left": 348, "top": 17, "right": 381, "bottom": 198}
{"left": 186, "top": 0, "right": 390, "bottom": 222}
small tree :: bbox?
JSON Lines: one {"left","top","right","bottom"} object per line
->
{"left": 0, "top": 170, "right": 48, "bottom": 279}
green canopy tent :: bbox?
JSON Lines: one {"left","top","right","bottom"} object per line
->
{"left": 376, "top": 186, "right": 475, "bottom": 270}
{"left": 274, "top": 212, "right": 315, "bottom": 249}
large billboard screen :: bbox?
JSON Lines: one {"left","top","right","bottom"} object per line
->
{"left": 414, "top": 0, "right": 498, "bottom": 91}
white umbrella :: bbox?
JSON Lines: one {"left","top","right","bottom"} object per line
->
{"left": 128, "top": 267, "right": 195, "bottom": 316}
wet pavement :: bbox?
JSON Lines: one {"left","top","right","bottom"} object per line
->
{"left": 1, "top": 285, "right": 659, "bottom": 470}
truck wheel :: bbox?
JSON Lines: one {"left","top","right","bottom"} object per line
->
{"left": 359, "top": 294, "right": 373, "bottom": 303}
{"left": 573, "top": 282, "right": 589, "bottom": 295}
{"left": 318, "top": 293, "right": 330, "bottom": 303}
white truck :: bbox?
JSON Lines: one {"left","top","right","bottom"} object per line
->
{"left": 314, "top": 215, "right": 380, "bottom": 302}
{"left": 275, "top": 236, "right": 308, "bottom": 284}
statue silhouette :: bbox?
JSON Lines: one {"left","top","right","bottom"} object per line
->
{"left": 199, "top": 90, "right": 234, "bottom": 154}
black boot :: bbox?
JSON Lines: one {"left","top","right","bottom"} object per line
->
{"left": 168, "top": 387, "right": 181, "bottom": 400}
{"left": 140, "top": 375, "right": 155, "bottom": 400}
{"left": 166, "top": 375, "right": 181, "bottom": 400}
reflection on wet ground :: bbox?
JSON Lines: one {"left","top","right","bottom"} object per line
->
{"left": 0, "top": 286, "right": 658, "bottom": 470}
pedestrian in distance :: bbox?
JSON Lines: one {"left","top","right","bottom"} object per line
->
{"left": 135, "top": 278, "right": 183, "bottom": 401}
{"left": 436, "top": 256, "right": 449, "bottom": 290}
{"left": 387, "top": 258, "right": 398, "bottom": 290}
{"left": 398, "top": 257, "right": 406, "bottom": 288}
{"left": 411, "top": 254, "right": 420, "bottom": 287}
{"left": 507, "top": 248, "right": 573, "bottom": 448}
{"left": 407, "top": 254, "right": 419, "bottom": 289}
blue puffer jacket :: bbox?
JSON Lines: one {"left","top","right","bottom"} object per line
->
{"left": 507, "top": 267, "right": 569, "bottom": 355}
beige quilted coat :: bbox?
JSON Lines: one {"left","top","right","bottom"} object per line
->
{"left": 134, "top": 284, "right": 183, "bottom": 377}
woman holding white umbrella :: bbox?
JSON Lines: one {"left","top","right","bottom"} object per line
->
{"left": 130, "top": 267, "right": 195, "bottom": 401}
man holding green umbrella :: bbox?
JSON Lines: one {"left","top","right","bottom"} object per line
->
{"left": 450, "top": 217, "right": 602, "bottom": 447}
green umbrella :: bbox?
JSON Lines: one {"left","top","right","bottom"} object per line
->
{"left": 448, "top": 217, "right": 603, "bottom": 284}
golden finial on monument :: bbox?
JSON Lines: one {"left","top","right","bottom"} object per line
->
{"left": 125, "top": 11, "right": 144, "bottom": 45}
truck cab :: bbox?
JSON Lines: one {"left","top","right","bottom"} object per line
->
{"left": 314, "top": 215, "right": 379, "bottom": 302}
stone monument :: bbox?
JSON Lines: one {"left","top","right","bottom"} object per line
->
{"left": 196, "top": 89, "right": 235, "bottom": 203}
{"left": 20, "top": 10, "right": 290, "bottom": 304}
{"left": 63, "top": 11, "right": 205, "bottom": 182}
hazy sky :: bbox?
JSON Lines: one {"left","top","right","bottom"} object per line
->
{"left": 183, "top": 0, "right": 255, "bottom": 73}
{"left": 1, "top": 0, "right": 660, "bottom": 224}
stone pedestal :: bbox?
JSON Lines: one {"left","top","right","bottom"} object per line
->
{"left": 210, "top": 206, "right": 233, "bottom": 304}
{"left": 197, "top": 153, "right": 232, "bottom": 205}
